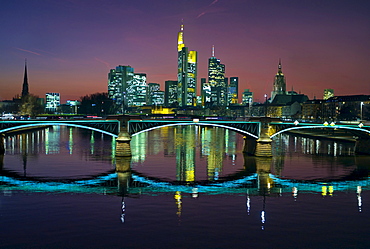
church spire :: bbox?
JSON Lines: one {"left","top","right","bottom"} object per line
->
{"left": 22, "top": 59, "right": 29, "bottom": 98}
{"left": 278, "top": 58, "right": 282, "bottom": 73}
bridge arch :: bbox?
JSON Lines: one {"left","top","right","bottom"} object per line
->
{"left": 0, "top": 122, "right": 118, "bottom": 137}
{"left": 131, "top": 122, "right": 259, "bottom": 139}
{"left": 270, "top": 125, "right": 370, "bottom": 139}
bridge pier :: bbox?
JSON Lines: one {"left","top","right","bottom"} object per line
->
{"left": 355, "top": 138, "right": 370, "bottom": 155}
{"left": 115, "top": 129, "right": 132, "bottom": 157}
{"left": 255, "top": 118, "right": 273, "bottom": 157}
{"left": 0, "top": 133, "right": 4, "bottom": 155}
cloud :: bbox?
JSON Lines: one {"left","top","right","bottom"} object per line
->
{"left": 14, "top": 47, "right": 41, "bottom": 56}
{"left": 94, "top": 57, "right": 110, "bottom": 69}
{"left": 197, "top": 0, "right": 220, "bottom": 18}
{"left": 209, "top": 0, "right": 219, "bottom": 6}
{"left": 197, "top": 12, "right": 206, "bottom": 18}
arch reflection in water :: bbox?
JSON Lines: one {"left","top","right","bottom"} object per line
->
{"left": 130, "top": 126, "right": 245, "bottom": 183}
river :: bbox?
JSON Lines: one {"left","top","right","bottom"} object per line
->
{"left": 0, "top": 125, "right": 369, "bottom": 248}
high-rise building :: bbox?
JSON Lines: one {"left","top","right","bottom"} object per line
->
{"left": 323, "top": 89, "right": 334, "bottom": 100}
{"left": 242, "top": 89, "right": 253, "bottom": 105}
{"left": 108, "top": 65, "right": 134, "bottom": 110}
{"left": 228, "top": 77, "right": 239, "bottom": 105}
{"left": 45, "top": 92, "right": 60, "bottom": 113}
{"left": 148, "top": 83, "right": 164, "bottom": 106}
{"left": 200, "top": 78, "right": 212, "bottom": 107}
{"left": 128, "top": 73, "right": 147, "bottom": 106}
{"left": 208, "top": 46, "right": 226, "bottom": 106}
{"left": 271, "top": 59, "right": 286, "bottom": 101}
{"left": 164, "top": 80, "right": 178, "bottom": 107}
{"left": 177, "top": 23, "right": 197, "bottom": 107}
{"left": 22, "top": 59, "right": 29, "bottom": 98}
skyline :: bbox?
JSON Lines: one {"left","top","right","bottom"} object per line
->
{"left": 1, "top": 0, "right": 369, "bottom": 103}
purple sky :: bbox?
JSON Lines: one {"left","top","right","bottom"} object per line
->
{"left": 1, "top": 0, "right": 369, "bottom": 102}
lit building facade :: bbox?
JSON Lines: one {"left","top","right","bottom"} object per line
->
{"left": 164, "top": 80, "right": 178, "bottom": 107}
{"left": 148, "top": 83, "right": 164, "bottom": 106}
{"left": 45, "top": 92, "right": 60, "bottom": 113}
{"left": 177, "top": 23, "right": 197, "bottom": 107}
{"left": 323, "top": 89, "right": 334, "bottom": 100}
{"left": 242, "top": 89, "right": 253, "bottom": 105}
{"left": 200, "top": 78, "right": 212, "bottom": 107}
{"left": 271, "top": 59, "right": 286, "bottom": 101}
{"left": 108, "top": 65, "right": 134, "bottom": 110}
{"left": 228, "top": 77, "right": 239, "bottom": 105}
{"left": 208, "top": 46, "right": 226, "bottom": 106}
{"left": 128, "top": 73, "right": 147, "bottom": 106}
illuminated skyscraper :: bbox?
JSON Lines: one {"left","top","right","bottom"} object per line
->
{"left": 164, "top": 80, "right": 178, "bottom": 107}
{"left": 242, "top": 89, "right": 253, "bottom": 105}
{"left": 208, "top": 46, "right": 226, "bottom": 106}
{"left": 177, "top": 23, "right": 197, "bottom": 107}
{"left": 108, "top": 65, "right": 134, "bottom": 110}
{"left": 201, "top": 78, "right": 212, "bottom": 107}
{"left": 271, "top": 59, "right": 286, "bottom": 101}
{"left": 45, "top": 92, "right": 60, "bottom": 113}
{"left": 323, "top": 89, "right": 334, "bottom": 100}
{"left": 128, "top": 73, "right": 147, "bottom": 106}
{"left": 22, "top": 59, "right": 29, "bottom": 98}
{"left": 148, "top": 83, "right": 164, "bottom": 106}
{"left": 228, "top": 77, "right": 239, "bottom": 105}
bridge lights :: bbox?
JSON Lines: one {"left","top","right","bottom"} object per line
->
{"left": 359, "top": 122, "right": 364, "bottom": 128}
{"left": 330, "top": 122, "right": 335, "bottom": 126}
{"left": 294, "top": 120, "right": 299, "bottom": 125}
{"left": 323, "top": 121, "right": 329, "bottom": 126}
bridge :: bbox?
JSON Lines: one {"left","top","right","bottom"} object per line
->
{"left": 127, "top": 117, "right": 370, "bottom": 156}
{"left": 0, "top": 119, "right": 120, "bottom": 136}
{"left": 1, "top": 117, "right": 370, "bottom": 156}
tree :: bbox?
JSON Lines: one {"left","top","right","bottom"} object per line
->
{"left": 78, "top": 92, "right": 116, "bottom": 115}
{"left": 19, "top": 94, "right": 44, "bottom": 117}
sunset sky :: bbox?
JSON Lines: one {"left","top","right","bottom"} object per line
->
{"left": 1, "top": 0, "right": 369, "bottom": 102}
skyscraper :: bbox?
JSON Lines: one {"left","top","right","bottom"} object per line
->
{"left": 271, "top": 59, "right": 286, "bottom": 101}
{"left": 177, "top": 23, "right": 197, "bottom": 107}
{"left": 164, "top": 80, "right": 178, "bottom": 107}
{"left": 228, "top": 77, "right": 239, "bottom": 105}
{"left": 108, "top": 65, "right": 134, "bottom": 111}
{"left": 200, "top": 78, "right": 212, "bottom": 107}
{"left": 45, "top": 92, "right": 60, "bottom": 113}
{"left": 128, "top": 73, "right": 147, "bottom": 106}
{"left": 21, "top": 59, "right": 29, "bottom": 98}
{"left": 148, "top": 83, "right": 164, "bottom": 106}
{"left": 242, "top": 89, "right": 253, "bottom": 105}
{"left": 208, "top": 46, "right": 226, "bottom": 106}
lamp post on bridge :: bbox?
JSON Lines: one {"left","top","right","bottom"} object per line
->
{"left": 360, "top": 102, "right": 364, "bottom": 121}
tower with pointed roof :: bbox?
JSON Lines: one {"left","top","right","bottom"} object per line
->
{"left": 271, "top": 59, "right": 286, "bottom": 101}
{"left": 208, "top": 45, "right": 226, "bottom": 106}
{"left": 177, "top": 22, "right": 197, "bottom": 107}
{"left": 22, "top": 59, "right": 29, "bottom": 98}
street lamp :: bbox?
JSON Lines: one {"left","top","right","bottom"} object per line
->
{"left": 360, "top": 102, "right": 364, "bottom": 121}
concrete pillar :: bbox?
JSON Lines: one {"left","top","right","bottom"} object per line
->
{"left": 0, "top": 133, "right": 5, "bottom": 155}
{"left": 115, "top": 129, "right": 132, "bottom": 157}
{"left": 255, "top": 120, "right": 273, "bottom": 157}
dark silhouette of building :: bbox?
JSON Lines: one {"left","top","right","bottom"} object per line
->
{"left": 21, "top": 59, "right": 29, "bottom": 98}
